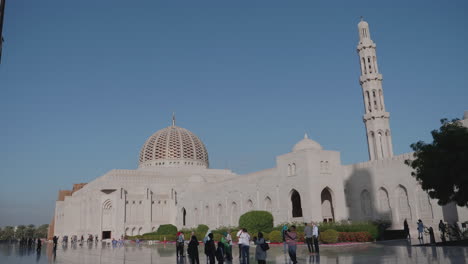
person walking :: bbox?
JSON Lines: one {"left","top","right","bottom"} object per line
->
{"left": 281, "top": 225, "right": 288, "bottom": 253}
{"left": 253, "top": 232, "right": 267, "bottom": 264}
{"left": 304, "top": 222, "right": 314, "bottom": 254}
{"left": 52, "top": 236, "right": 58, "bottom": 250}
{"left": 312, "top": 222, "right": 320, "bottom": 254}
{"left": 239, "top": 228, "right": 251, "bottom": 264}
{"left": 417, "top": 219, "right": 424, "bottom": 240}
{"left": 236, "top": 229, "right": 243, "bottom": 260}
{"left": 176, "top": 232, "right": 185, "bottom": 257}
{"left": 188, "top": 235, "right": 200, "bottom": 264}
{"left": 204, "top": 233, "right": 216, "bottom": 264}
{"left": 439, "top": 220, "right": 446, "bottom": 242}
{"left": 403, "top": 219, "right": 410, "bottom": 239}
{"left": 285, "top": 225, "right": 298, "bottom": 264}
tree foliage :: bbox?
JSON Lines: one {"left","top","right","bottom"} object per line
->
{"left": 405, "top": 118, "right": 468, "bottom": 206}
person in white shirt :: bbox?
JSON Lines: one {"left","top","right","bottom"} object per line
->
{"left": 312, "top": 223, "right": 319, "bottom": 253}
{"left": 237, "top": 229, "right": 243, "bottom": 259}
{"left": 239, "top": 228, "right": 251, "bottom": 264}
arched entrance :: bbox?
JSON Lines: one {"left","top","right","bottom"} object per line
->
{"left": 321, "top": 188, "right": 335, "bottom": 222}
{"left": 182, "top": 208, "right": 187, "bottom": 226}
{"left": 290, "top": 189, "right": 303, "bottom": 218}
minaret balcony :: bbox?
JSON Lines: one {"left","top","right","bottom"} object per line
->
{"left": 359, "top": 73, "right": 383, "bottom": 84}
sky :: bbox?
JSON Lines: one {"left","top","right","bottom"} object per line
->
{"left": 0, "top": 0, "right": 467, "bottom": 226}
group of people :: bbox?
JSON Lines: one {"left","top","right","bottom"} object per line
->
{"left": 176, "top": 224, "right": 321, "bottom": 264}
{"left": 403, "top": 218, "right": 458, "bottom": 244}
{"left": 19, "top": 237, "right": 42, "bottom": 252}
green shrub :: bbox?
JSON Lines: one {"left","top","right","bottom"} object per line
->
{"left": 239, "top": 211, "right": 274, "bottom": 234}
{"left": 196, "top": 224, "right": 209, "bottom": 234}
{"left": 319, "top": 221, "right": 378, "bottom": 239}
{"left": 152, "top": 224, "right": 177, "bottom": 235}
{"left": 320, "top": 229, "right": 339, "bottom": 244}
{"left": 268, "top": 230, "right": 282, "bottom": 243}
{"left": 213, "top": 233, "right": 222, "bottom": 242}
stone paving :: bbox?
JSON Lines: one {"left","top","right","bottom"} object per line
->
{"left": 1, "top": 239, "right": 468, "bottom": 264}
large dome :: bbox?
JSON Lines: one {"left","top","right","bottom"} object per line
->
{"left": 292, "top": 133, "right": 322, "bottom": 152}
{"left": 139, "top": 121, "right": 209, "bottom": 169}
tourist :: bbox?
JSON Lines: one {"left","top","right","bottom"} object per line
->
{"left": 221, "top": 232, "right": 232, "bottom": 261}
{"left": 403, "top": 219, "right": 410, "bottom": 239}
{"left": 281, "top": 225, "right": 288, "bottom": 253}
{"left": 285, "top": 225, "right": 298, "bottom": 264}
{"left": 52, "top": 236, "right": 58, "bottom": 250}
{"left": 204, "top": 233, "right": 216, "bottom": 264}
{"left": 253, "top": 232, "right": 267, "bottom": 264}
{"left": 417, "top": 219, "right": 424, "bottom": 239}
{"left": 427, "top": 226, "right": 436, "bottom": 244}
{"left": 304, "top": 222, "right": 314, "bottom": 253}
{"left": 188, "top": 235, "right": 200, "bottom": 264}
{"left": 215, "top": 241, "right": 225, "bottom": 264}
{"left": 36, "top": 238, "right": 42, "bottom": 252}
{"left": 236, "top": 228, "right": 243, "bottom": 259}
{"left": 439, "top": 220, "right": 446, "bottom": 242}
{"left": 312, "top": 222, "right": 320, "bottom": 254}
{"left": 239, "top": 228, "right": 251, "bottom": 264}
{"left": 176, "top": 232, "right": 185, "bottom": 257}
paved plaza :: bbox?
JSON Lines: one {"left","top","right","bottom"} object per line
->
{"left": 1, "top": 240, "right": 468, "bottom": 264}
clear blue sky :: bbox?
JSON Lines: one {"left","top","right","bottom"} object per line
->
{"left": 1, "top": 0, "right": 467, "bottom": 226}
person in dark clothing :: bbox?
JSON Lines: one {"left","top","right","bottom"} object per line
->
{"left": 439, "top": 220, "right": 446, "bottom": 242}
{"left": 188, "top": 236, "right": 200, "bottom": 264}
{"left": 36, "top": 238, "right": 42, "bottom": 252}
{"left": 403, "top": 219, "right": 410, "bottom": 239}
{"left": 52, "top": 236, "right": 58, "bottom": 250}
{"left": 215, "top": 241, "right": 225, "bottom": 264}
{"left": 204, "top": 233, "right": 216, "bottom": 264}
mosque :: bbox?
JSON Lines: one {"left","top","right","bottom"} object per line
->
{"left": 50, "top": 20, "right": 468, "bottom": 240}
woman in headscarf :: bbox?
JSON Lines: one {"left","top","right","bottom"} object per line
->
{"left": 221, "top": 232, "right": 232, "bottom": 261}
{"left": 188, "top": 235, "right": 200, "bottom": 264}
{"left": 281, "top": 225, "right": 288, "bottom": 253}
{"left": 204, "top": 233, "right": 216, "bottom": 264}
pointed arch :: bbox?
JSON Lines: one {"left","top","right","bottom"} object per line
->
{"left": 246, "top": 199, "right": 254, "bottom": 211}
{"left": 216, "top": 203, "right": 223, "bottom": 227}
{"left": 264, "top": 196, "right": 273, "bottom": 213}
{"left": 231, "top": 202, "right": 239, "bottom": 226}
{"left": 290, "top": 189, "right": 303, "bottom": 218}
{"left": 182, "top": 208, "right": 187, "bottom": 226}
{"left": 396, "top": 185, "right": 412, "bottom": 222}
{"left": 378, "top": 187, "right": 392, "bottom": 220}
{"left": 360, "top": 189, "right": 372, "bottom": 218}
{"left": 321, "top": 187, "right": 335, "bottom": 222}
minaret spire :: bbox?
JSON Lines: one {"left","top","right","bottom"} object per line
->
{"left": 172, "top": 112, "right": 176, "bottom": 127}
{"left": 357, "top": 19, "right": 394, "bottom": 160}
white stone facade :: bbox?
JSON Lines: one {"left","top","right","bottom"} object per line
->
{"left": 52, "top": 20, "right": 468, "bottom": 240}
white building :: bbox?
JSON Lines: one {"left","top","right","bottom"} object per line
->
{"left": 51, "top": 20, "right": 468, "bottom": 240}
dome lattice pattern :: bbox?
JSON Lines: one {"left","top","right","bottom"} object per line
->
{"left": 139, "top": 125, "right": 209, "bottom": 168}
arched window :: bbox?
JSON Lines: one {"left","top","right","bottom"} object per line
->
{"left": 287, "top": 164, "right": 291, "bottom": 176}
{"left": 194, "top": 208, "right": 199, "bottom": 225}
{"left": 246, "top": 199, "right": 254, "bottom": 210}
{"left": 182, "top": 208, "right": 187, "bottom": 226}
{"left": 291, "top": 163, "right": 296, "bottom": 175}
{"left": 321, "top": 188, "right": 335, "bottom": 222}
{"left": 378, "top": 188, "right": 392, "bottom": 220}
{"left": 264, "top": 196, "right": 273, "bottom": 212}
{"left": 290, "top": 189, "right": 303, "bottom": 218}
{"left": 360, "top": 190, "right": 372, "bottom": 218}
{"left": 217, "top": 204, "right": 223, "bottom": 227}
{"left": 397, "top": 185, "right": 412, "bottom": 222}
{"left": 102, "top": 200, "right": 113, "bottom": 230}
{"left": 231, "top": 202, "right": 239, "bottom": 226}
{"left": 418, "top": 190, "right": 433, "bottom": 220}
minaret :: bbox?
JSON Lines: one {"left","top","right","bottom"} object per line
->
{"left": 357, "top": 19, "right": 393, "bottom": 160}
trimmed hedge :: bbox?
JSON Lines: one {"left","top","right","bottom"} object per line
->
{"left": 196, "top": 224, "right": 209, "bottom": 234}
{"left": 319, "top": 221, "right": 378, "bottom": 239}
{"left": 268, "top": 230, "right": 282, "bottom": 243}
{"left": 155, "top": 224, "right": 177, "bottom": 235}
{"left": 239, "top": 211, "right": 274, "bottom": 234}
{"left": 338, "top": 232, "right": 373, "bottom": 242}
{"left": 320, "top": 229, "right": 339, "bottom": 244}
